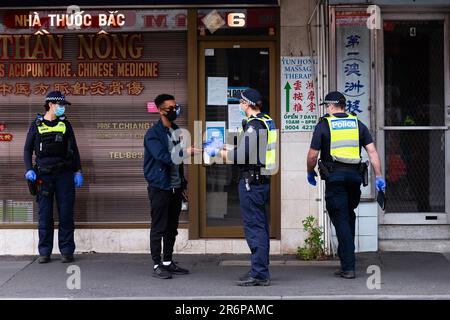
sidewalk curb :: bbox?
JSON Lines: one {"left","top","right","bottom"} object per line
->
{"left": 220, "top": 260, "right": 340, "bottom": 266}
{"left": 2, "top": 295, "right": 450, "bottom": 300}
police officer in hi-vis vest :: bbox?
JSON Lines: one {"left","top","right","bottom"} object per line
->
{"left": 204, "top": 88, "right": 277, "bottom": 286}
{"left": 306, "top": 91, "right": 385, "bottom": 279}
{"left": 24, "top": 91, "right": 83, "bottom": 264}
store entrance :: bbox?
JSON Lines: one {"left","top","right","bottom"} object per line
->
{"left": 381, "top": 15, "right": 450, "bottom": 224}
{"left": 198, "top": 41, "right": 278, "bottom": 237}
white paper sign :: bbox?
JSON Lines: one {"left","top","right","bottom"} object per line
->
{"left": 205, "top": 49, "right": 215, "bottom": 56}
{"left": 207, "top": 77, "right": 228, "bottom": 106}
{"left": 228, "top": 104, "right": 246, "bottom": 132}
{"left": 280, "top": 56, "right": 318, "bottom": 132}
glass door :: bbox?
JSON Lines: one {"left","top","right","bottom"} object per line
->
{"left": 381, "top": 15, "right": 449, "bottom": 224}
{"left": 198, "top": 41, "right": 277, "bottom": 237}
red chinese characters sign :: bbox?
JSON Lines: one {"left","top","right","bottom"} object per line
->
{"left": 0, "top": 133, "right": 13, "bottom": 142}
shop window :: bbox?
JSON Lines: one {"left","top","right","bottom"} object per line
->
{"left": 0, "top": 9, "right": 188, "bottom": 224}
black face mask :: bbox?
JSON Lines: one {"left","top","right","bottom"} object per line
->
{"left": 165, "top": 110, "right": 177, "bottom": 122}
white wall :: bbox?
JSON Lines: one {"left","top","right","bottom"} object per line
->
{"left": 0, "top": 229, "right": 282, "bottom": 255}
{"left": 279, "top": 0, "right": 320, "bottom": 254}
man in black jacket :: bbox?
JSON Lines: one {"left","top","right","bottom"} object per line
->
{"left": 143, "top": 94, "right": 200, "bottom": 279}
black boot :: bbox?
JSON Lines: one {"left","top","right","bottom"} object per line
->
{"left": 38, "top": 255, "right": 51, "bottom": 264}
{"left": 61, "top": 255, "right": 74, "bottom": 263}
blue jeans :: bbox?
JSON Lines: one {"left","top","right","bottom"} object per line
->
{"left": 37, "top": 170, "right": 75, "bottom": 256}
{"left": 238, "top": 180, "right": 270, "bottom": 280}
{"left": 325, "top": 169, "right": 362, "bottom": 272}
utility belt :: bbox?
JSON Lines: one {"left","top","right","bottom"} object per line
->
{"left": 240, "top": 170, "right": 270, "bottom": 185}
{"left": 318, "top": 160, "right": 369, "bottom": 186}
{"left": 27, "top": 161, "right": 71, "bottom": 197}
{"left": 35, "top": 160, "right": 72, "bottom": 175}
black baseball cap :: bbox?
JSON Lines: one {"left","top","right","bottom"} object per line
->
{"left": 319, "top": 91, "right": 346, "bottom": 106}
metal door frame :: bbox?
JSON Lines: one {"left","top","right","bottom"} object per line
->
{"left": 377, "top": 12, "right": 450, "bottom": 225}
{"left": 198, "top": 40, "right": 280, "bottom": 238}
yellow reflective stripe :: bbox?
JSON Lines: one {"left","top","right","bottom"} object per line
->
{"left": 330, "top": 140, "right": 359, "bottom": 149}
{"left": 37, "top": 121, "right": 66, "bottom": 134}
{"left": 326, "top": 114, "right": 360, "bottom": 163}
{"left": 247, "top": 115, "right": 277, "bottom": 169}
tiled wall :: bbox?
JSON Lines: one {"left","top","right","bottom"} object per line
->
{"left": 331, "top": 202, "right": 378, "bottom": 252}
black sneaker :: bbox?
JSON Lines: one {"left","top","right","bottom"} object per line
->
{"left": 61, "top": 255, "right": 74, "bottom": 263}
{"left": 237, "top": 276, "right": 270, "bottom": 287}
{"left": 153, "top": 264, "right": 172, "bottom": 279}
{"left": 164, "top": 261, "right": 189, "bottom": 275}
{"left": 38, "top": 255, "right": 51, "bottom": 264}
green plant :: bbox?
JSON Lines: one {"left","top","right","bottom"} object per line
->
{"left": 297, "top": 215, "right": 325, "bottom": 260}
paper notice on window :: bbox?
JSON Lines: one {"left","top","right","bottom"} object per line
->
{"left": 205, "top": 121, "right": 226, "bottom": 143}
{"left": 204, "top": 121, "right": 226, "bottom": 165}
{"left": 228, "top": 104, "right": 246, "bottom": 132}
{"left": 207, "top": 77, "right": 228, "bottom": 106}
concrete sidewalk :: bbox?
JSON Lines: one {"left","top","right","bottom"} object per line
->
{"left": 0, "top": 252, "right": 449, "bottom": 299}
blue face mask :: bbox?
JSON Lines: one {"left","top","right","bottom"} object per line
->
{"left": 55, "top": 104, "right": 65, "bottom": 117}
{"left": 239, "top": 106, "right": 247, "bottom": 118}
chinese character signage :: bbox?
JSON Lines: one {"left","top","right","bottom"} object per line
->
{"left": 280, "top": 56, "right": 318, "bottom": 132}
{"left": 0, "top": 9, "right": 190, "bottom": 105}
{"left": 336, "top": 12, "right": 372, "bottom": 196}
{"left": 336, "top": 12, "right": 370, "bottom": 128}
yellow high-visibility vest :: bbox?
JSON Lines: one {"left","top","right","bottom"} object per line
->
{"left": 37, "top": 121, "right": 67, "bottom": 135}
{"left": 325, "top": 114, "right": 361, "bottom": 164}
{"left": 247, "top": 114, "right": 277, "bottom": 173}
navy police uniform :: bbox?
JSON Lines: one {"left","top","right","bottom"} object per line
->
{"left": 23, "top": 93, "right": 81, "bottom": 257}
{"left": 310, "top": 112, "right": 372, "bottom": 272}
{"left": 228, "top": 111, "right": 274, "bottom": 282}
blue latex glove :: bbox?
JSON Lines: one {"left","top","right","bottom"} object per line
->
{"left": 203, "top": 137, "right": 223, "bottom": 157}
{"left": 25, "top": 170, "right": 36, "bottom": 182}
{"left": 74, "top": 172, "right": 83, "bottom": 188}
{"left": 307, "top": 171, "right": 317, "bottom": 186}
{"left": 376, "top": 176, "right": 386, "bottom": 192}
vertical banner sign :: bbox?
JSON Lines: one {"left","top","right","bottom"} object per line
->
{"left": 336, "top": 11, "right": 372, "bottom": 197}
{"left": 336, "top": 12, "right": 370, "bottom": 127}
{"left": 281, "top": 56, "right": 318, "bottom": 132}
